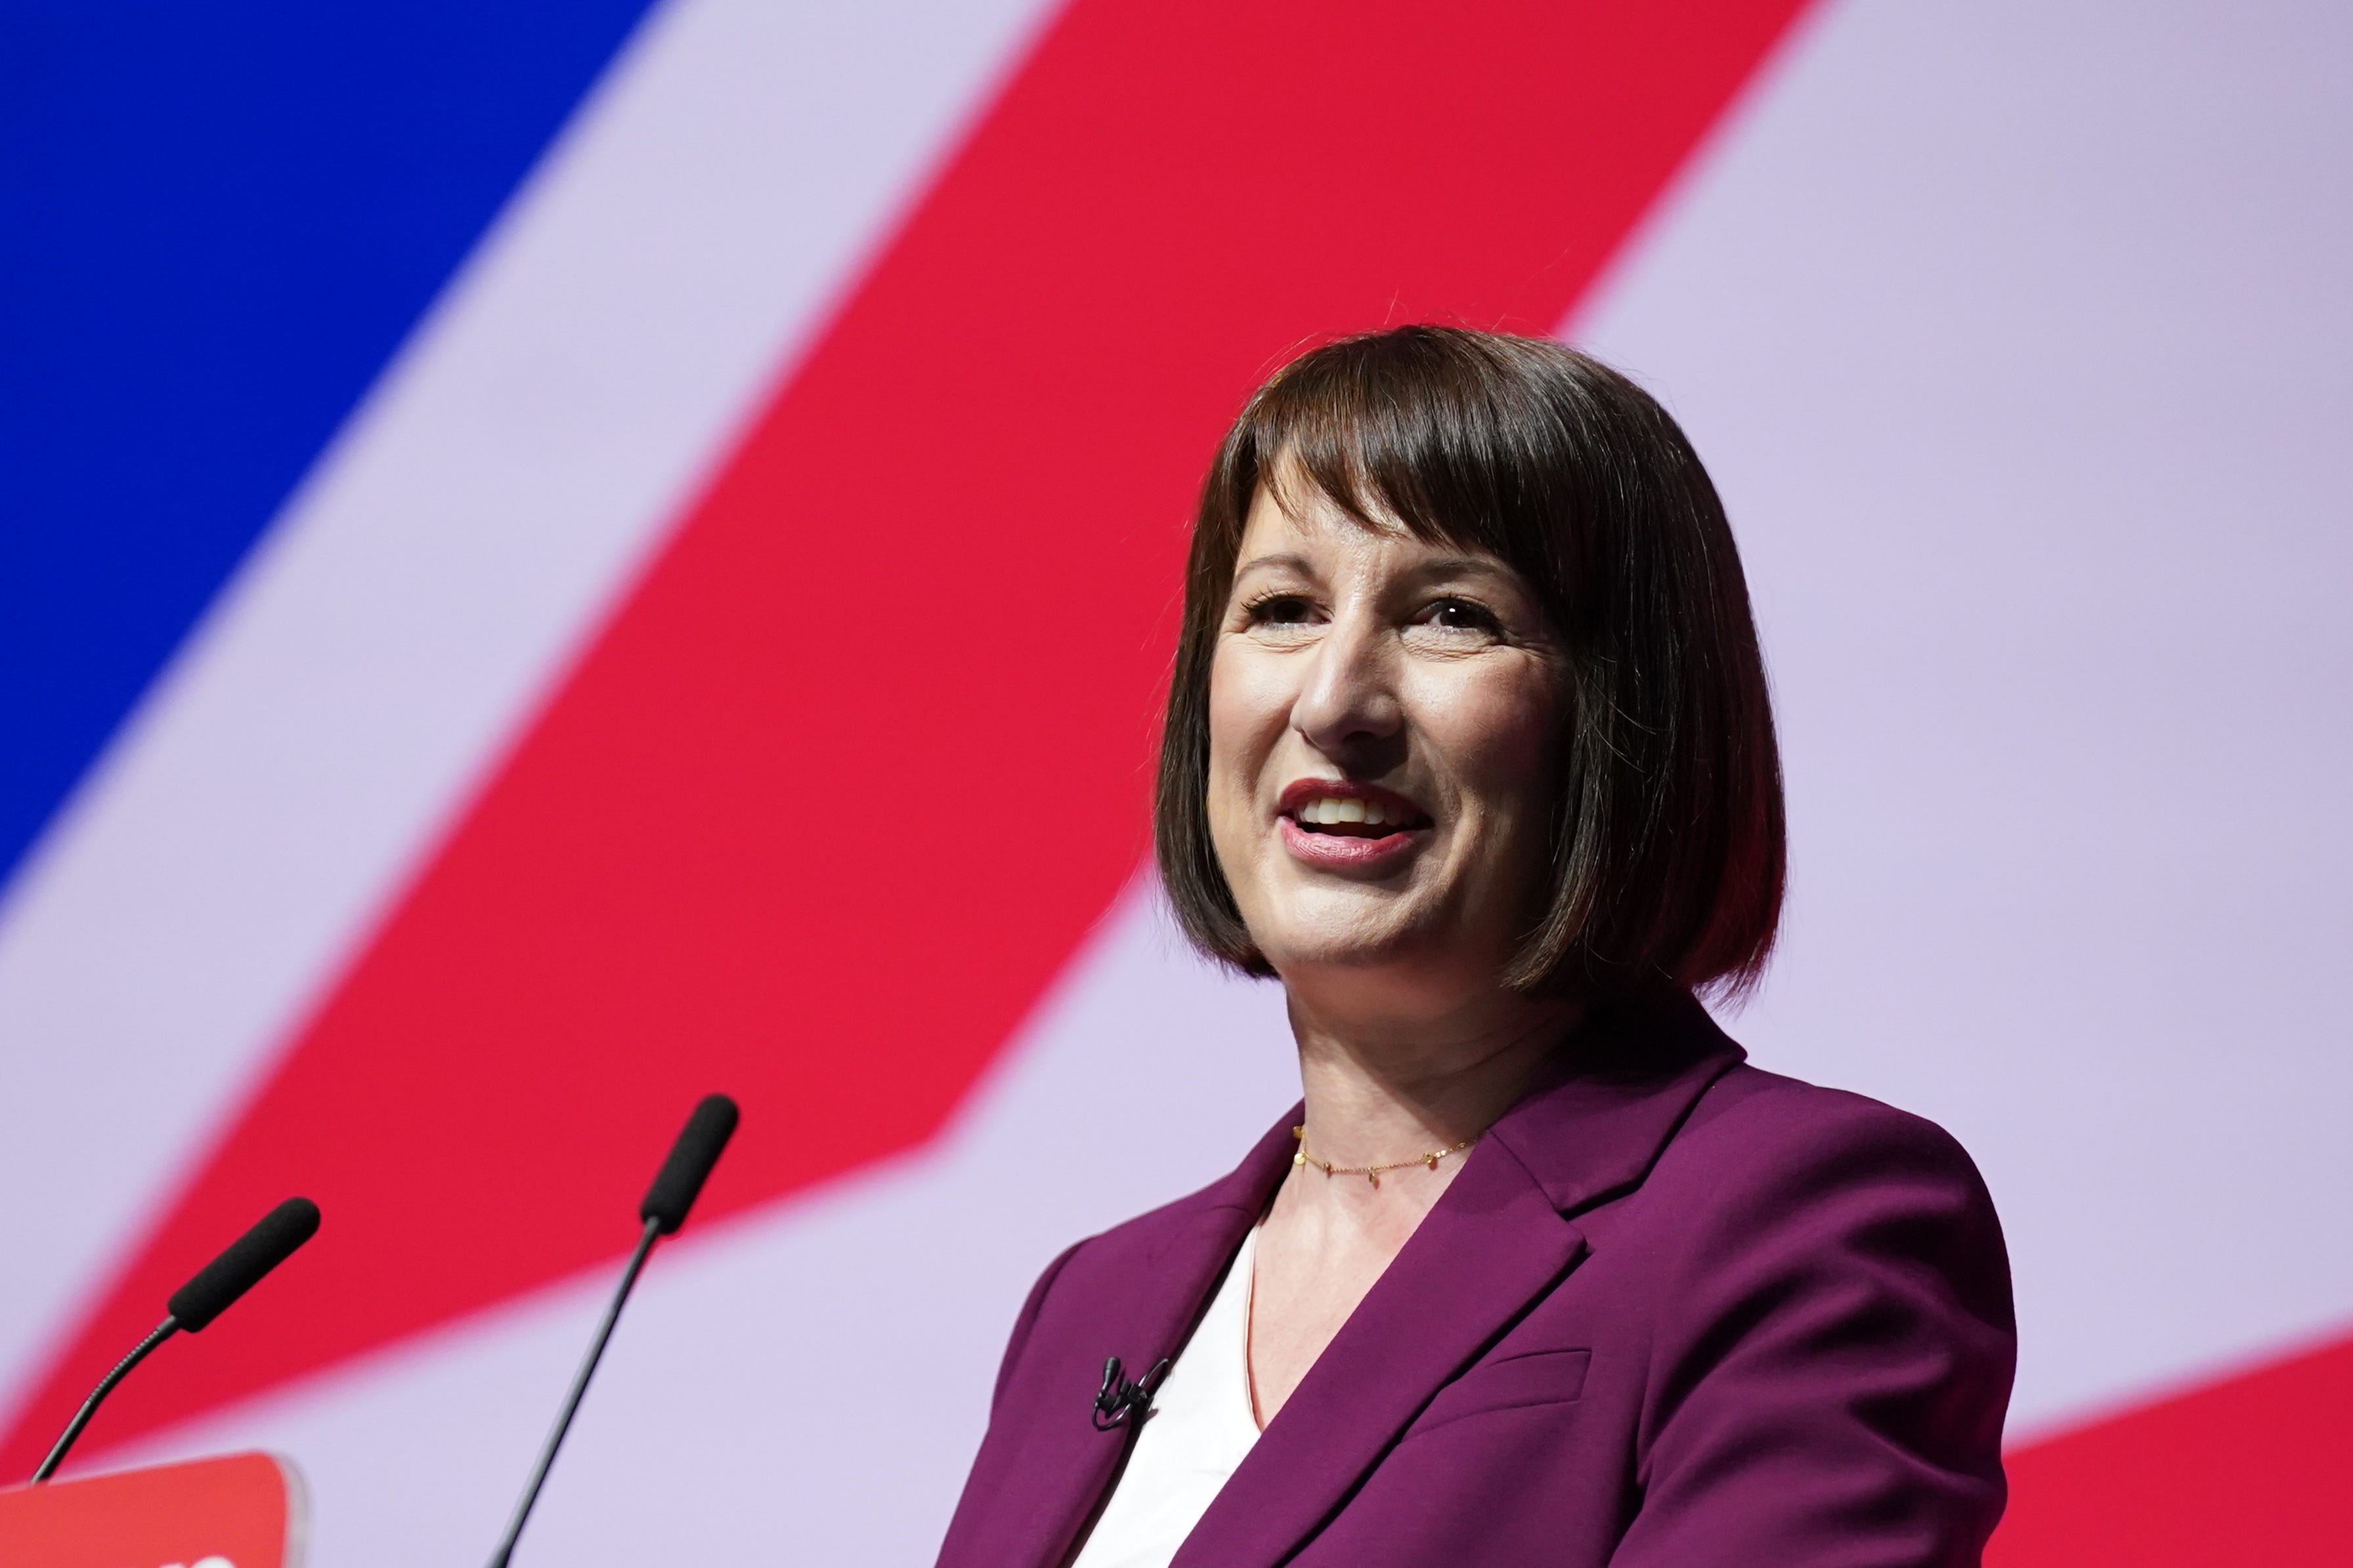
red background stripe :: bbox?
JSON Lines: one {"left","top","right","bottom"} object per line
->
{"left": 1990, "top": 1328, "right": 2353, "bottom": 1566}
{"left": 1, "top": 0, "right": 1812, "bottom": 1475}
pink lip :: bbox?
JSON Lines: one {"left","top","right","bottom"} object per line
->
{"left": 1274, "top": 778, "right": 1431, "bottom": 874}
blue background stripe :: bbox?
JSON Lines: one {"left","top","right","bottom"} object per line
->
{"left": 0, "top": 0, "right": 659, "bottom": 889}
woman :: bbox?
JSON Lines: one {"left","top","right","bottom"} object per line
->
{"left": 936, "top": 327, "right": 2013, "bottom": 1567}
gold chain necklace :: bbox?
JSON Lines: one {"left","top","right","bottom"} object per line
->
{"left": 1291, "top": 1125, "right": 1476, "bottom": 1189}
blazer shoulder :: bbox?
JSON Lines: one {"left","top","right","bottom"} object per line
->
{"left": 1039, "top": 1107, "right": 1297, "bottom": 1286}
{"left": 1024, "top": 1160, "right": 1259, "bottom": 1303}
{"left": 1631, "top": 1061, "right": 2013, "bottom": 1331}
{"left": 1599, "top": 1064, "right": 2016, "bottom": 1563}
{"left": 1675, "top": 1061, "right": 1990, "bottom": 1191}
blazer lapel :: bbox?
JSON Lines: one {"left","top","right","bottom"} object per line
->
{"left": 1171, "top": 1139, "right": 1585, "bottom": 1568}
{"left": 1010, "top": 1114, "right": 1301, "bottom": 1568}
{"left": 1168, "top": 990, "right": 1744, "bottom": 1568}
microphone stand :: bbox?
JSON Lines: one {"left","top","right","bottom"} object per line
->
{"left": 486, "top": 1216, "right": 662, "bottom": 1568}
{"left": 482, "top": 1092, "right": 734, "bottom": 1565}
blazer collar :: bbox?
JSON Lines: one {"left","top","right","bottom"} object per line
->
{"left": 1168, "top": 988, "right": 1743, "bottom": 1568}
{"left": 1487, "top": 986, "right": 1747, "bottom": 1216}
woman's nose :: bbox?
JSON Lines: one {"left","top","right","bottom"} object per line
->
{"left": 1291, "top": 617, "right": 1402, "bottom": 759}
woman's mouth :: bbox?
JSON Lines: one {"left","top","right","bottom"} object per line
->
{"left": 1276, "top": 781, "right": 1430, "bottom": 870}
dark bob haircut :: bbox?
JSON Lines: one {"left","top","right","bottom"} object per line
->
{"left": 1155, "top": 326, "right": 1784, "bottom": 998}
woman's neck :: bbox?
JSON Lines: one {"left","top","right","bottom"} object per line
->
{"left": 1282, "top": 977, "right": 1581, "bottom": 1167}
{"left": 1246, "top": 975, "right": 1582, "bottom": 1428}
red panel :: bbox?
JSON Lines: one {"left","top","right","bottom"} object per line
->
{"left": 1993, "top": 1328, "right": 2353, "bottom": 1568}
{"left": 0, "top": 1452, "right": 295, "bottom": 1567}
{"left": 0, "top": 0, "right": 1813, "bottom": 1470}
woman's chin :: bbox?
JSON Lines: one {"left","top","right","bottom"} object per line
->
{"left": 1249, "top": 900, "right": 1439, "bottom": 979}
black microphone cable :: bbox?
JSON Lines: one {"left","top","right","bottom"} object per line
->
{"left": 487, "top": 1092, "right": 739, "bottom": 1568}
{"left": 32, "top": 1196, "right": 320, "bottom": 1483}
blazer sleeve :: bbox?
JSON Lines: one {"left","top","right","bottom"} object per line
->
{"left": 1610, "top": 1094, "right": 2016, "bottom": 1568}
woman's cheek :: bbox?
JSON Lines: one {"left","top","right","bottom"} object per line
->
{"left": 1208, "top": 654, "right": 1288, "bottom": 790}
{"left": 1434, "top": 666, "right": 1551, "bottom": 782}
{"left": 1205, "top": 653, "right": 1272, "bottom": 881}
{"left": 1429, "top": 663, "right": 1559, "bottom": 869}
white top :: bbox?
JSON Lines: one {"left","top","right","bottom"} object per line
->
{"left": 1069, "top": 1225, "right": 1264, "bottom": 1568}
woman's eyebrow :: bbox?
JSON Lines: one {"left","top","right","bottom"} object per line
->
{"left": 1231, "top": 551, "right": 1315, "bottom": 582}
{"left": 1414, "top": 555, "right": 1519, "bottom": 583}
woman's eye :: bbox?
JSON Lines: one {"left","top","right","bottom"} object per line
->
{"left": 1243, "top": 594, "right": 1318, "bottom": 627}
{"left": 1425, "top": 598, "right": 1501, "bottom": 634}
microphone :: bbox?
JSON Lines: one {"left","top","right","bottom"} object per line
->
{"left": 32, "top": 1197, "right": 320, "bottom": 1483}
{"left": 488, "top": 1093, "right": 739, "bottom": 1568}
{"left": 639, "top": 1092, "right": 741, "bottom": 1236}
{"left": 1091, "top": 1355, "right": 1172, "bottom": 1432}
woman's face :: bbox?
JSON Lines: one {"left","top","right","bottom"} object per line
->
{"left": 1206, "top": 477, "right": 1566, "bottom": 997}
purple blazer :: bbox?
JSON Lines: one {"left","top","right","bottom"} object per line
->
{"left": 936, "top": 991, "right": 2015, "bottom": 1567}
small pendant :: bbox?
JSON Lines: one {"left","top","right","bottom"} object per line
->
{"left": 1366, "top": 1171, "right": 1380, "bottom": 1189}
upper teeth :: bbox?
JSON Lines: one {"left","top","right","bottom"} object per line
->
{"left": 1299, "top": 797, "right": 1392, "bottom": 826}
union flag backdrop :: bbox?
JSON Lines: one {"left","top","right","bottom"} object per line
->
{"left": 1, "top": 1, "right": 2348, "bottom": 1562}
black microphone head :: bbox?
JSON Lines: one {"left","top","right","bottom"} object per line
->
{"left": 166, "top": 1197, "right": 320, "bottom": 1332}
{"left": 639, "top": 1094, "right": 739, "bottom": 1235}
